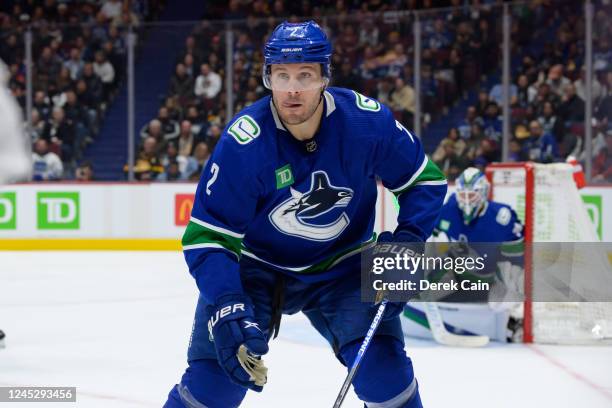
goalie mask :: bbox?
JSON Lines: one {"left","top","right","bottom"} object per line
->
{"left": 456, "top": 167, "right": 490, "bottom": 224}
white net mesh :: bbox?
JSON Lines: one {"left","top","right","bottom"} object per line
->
{"left": 490, "top": 163, "right": 612, "bottom": 344}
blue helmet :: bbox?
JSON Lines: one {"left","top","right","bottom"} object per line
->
{"left": 263, "top": 20, "right": 332, "bottom": 88}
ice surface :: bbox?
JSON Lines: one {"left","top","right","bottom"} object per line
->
{"left": 1, "top": 251, "right": 611, "bottom": 407}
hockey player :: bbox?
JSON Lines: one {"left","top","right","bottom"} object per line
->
{"left": 164, "top": 21, "right": 447, "bottom": 407}
{"left": 402, "top": 167, "right": 525, "bottom": 342}
{"left": 0, "top": 58, "right": 31, "bottom": 350}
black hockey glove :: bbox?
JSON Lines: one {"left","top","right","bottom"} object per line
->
{"left": 208, "top": 295, "right": 269, "bottom": 392}
{"left": 374, "top": 231, "right": 424, "bottom": 321}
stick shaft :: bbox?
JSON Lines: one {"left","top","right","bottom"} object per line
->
{"left": 332, "top": 300, "right": 388, "bottom": 408}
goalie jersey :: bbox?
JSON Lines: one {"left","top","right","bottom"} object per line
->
{"left": 435, "top": 194, "right": 523, "bottom": 244}
{"left": 183, "top": 87, "right": 447, "bottom": 304}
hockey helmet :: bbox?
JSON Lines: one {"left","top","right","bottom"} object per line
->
{"left": 263, "top": 21, "right": 332, "bottom": 91}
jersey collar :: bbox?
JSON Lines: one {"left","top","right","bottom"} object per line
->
{"left": 270, "top": 90, "right": 336, "bottom": 131}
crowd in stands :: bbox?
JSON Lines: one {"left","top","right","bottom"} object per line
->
{"left": 0, "top": 0, "right": 160, "bottom": 181}
{"left": 2, "top": 1, "right": 609, "bottom": 183}
{"left": 134, "top": 0, "right": 511, "bottom": 181}
{"left": 432, "top": 0, "right": 612, "bottom": 182}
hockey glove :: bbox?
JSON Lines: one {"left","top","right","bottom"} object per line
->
{"left": 208, "top": 295, "right": 269, "bottom": 392}
{"left": 374, "top": 231, "right": 424, "bottom": 320}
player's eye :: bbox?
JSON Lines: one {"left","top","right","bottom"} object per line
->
{"left": 300, "top": 72, "right": 312, "bottom": 79}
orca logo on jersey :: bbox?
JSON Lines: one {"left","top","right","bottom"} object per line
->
{"left": 268, "top": 171, "right": 353, "bottom": 241}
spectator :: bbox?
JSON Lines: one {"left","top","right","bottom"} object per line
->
{"left": 185, "top": 141, "right": 210, "bottom": 181}
{"left": 158, "top": 159, "right": 182, "bottom": 182}
{"left": 508, "top": 138, "right": 525, "bottom": 162}
{"left": 81, "top": 63, "right": 104, "bottom": 105}
{"left": 27, "top": 109, "right": 46, "bottom": 142}
{"left": 475, "top": 90, "right": 490, "bottom": 117}
{"left": 184, "top": 53, "right": 196, "bottom": 78}
{"left": 537, "top": 101, "right": 562, "bottom": 141}
{"left": 531, "top": 83, "right": 559, "bottom": 118}
{"left": 523, "top": 120, "right": 559, "bottom": 163}
{"left": 433, "top": 127, "right": 466, "bottom": 163}
{"left": 389, "top": 77, "right": 415, "bottom": 125}
{"left": 100, "top": 0, "right": 122, "bottom": 21}
{"left": 36, "top": 46, "right": 62, "bottom": 90}
{"left": 157, "top": 107, "right": 180, "bottom": 140}
{"left": 482, "top": 102, "right": 502, "bottom": 142}
{"left": 43, "top": 107, "right": 75, "bottom": 161}
{"left": 194, "top": 63, "right": 222, "bottom": 100}
{"left": 75, "top": 161, "right": 94, "bottom": 181}
{"left": 161, "top": 141, "right": 189, "bottom": 177}
{"left": 64, "top": 48, "right": 84, "bottom": 81}
{"left": 375, "top": 76, "right": 393, "bottom": 106}
{"left": 516, "top": 74, "right": 537, "bottom": 108}
{"left": 574, "top": 67, "right": 603, "bottom": 103}
{"left": 333, "top": 59, "right": 361, "bottom": 90}
{"left": 182, "top": 36, "right": 204, "bottom": 68}
{"left": 489, "top": 81, "right": 518, "bottom": 107}
{"left": 33, "top": 90, "right": 51, "bottom": 120}
{"left": 546, "top": 64, "right": 571, "bottom": 99}
{"left": 75, "top": 80, "right": 100, "bottom": 135}
{"left": 558, "top": 83, "right": 585, "bottom": 123}
{"left": 140, "top": 119, "right": 164, "bottom": 145}
{"left": 457, "top": 106, "right": 483, "bottom": 140}
{"left": 132, "top": 136, "right": 163, "bottom": 181}
{"left": 185, "top": 106, "right": 207, "bottom": 136}
{"left": 205, "top": 124, "right": 222, "bottom": 152}
{"left": 93, "top": 51, "right": 115, "bottom": 99}
{"left": 433, "top": 139, "right": 467, "bottom": 182}
{"left": 63, "top": 89, "right": 89, "bottom": 151}
{"left": 177, "top": 120, "right": 197, "bottom": 157}
{"left": 592, "top": 130, "right": 612, "bottom": 183}
{"left": 32, "top": 139, "right": 63, "bottom": 181}
{"left": 472, "top": 139, "right": 499, "bottom": 170}
{"left": 169, "top": 63, "right": 194, "bottom": 105}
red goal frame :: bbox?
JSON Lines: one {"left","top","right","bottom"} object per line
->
{"left": 485, "top": 162, "right": 535, "bottom": 343}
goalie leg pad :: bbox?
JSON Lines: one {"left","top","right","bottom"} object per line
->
{"left": 339, "top": 335, "right": 422, "bottom": 408}
{"left": 163, "top": 359, "right": 247, "bottom": 408}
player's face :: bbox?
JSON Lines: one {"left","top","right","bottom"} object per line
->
{"left": 270, "top": 64, "right": 325, "bottom": 126}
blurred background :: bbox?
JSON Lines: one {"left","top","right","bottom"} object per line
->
{"left": 2, "top": 0, "right": 610, "bottom": 183}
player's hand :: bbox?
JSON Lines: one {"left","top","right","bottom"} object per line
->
{"left": 208, "top": 295, "right": 269, "bottom": 392}
{"left": 374, "top": 231, "right": 423, "bottom": 320}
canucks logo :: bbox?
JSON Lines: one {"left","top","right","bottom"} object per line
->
{"left": 269, "top": 171, "right": 353, "bottom": 241}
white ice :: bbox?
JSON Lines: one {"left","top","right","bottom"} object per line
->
{"left": 1, "top": 251, "right": 611, "bottom": 408}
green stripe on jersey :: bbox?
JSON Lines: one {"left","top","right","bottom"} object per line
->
{"left": 395, "top": 159, "right": 446, "bottom": 197}
{"left": 182, "top": 221, "right": 242, "bottom": 257}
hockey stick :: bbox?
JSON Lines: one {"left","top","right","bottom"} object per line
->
{"left": 423, "top": 302, "right": 489, "bottom": 347}
{"left": 332, "top": 299, "right": 388, "bottom": 408}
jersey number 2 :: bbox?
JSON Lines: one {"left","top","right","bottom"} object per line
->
{"left": 206, "top": 163, "right": 220, "bottom": 196}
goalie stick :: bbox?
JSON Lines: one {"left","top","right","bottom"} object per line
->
{"left": 423, "top": 302, "right": 490, "bottom": 347}
{"left": 332, "top": 299, "right": 387, "bottom": 408}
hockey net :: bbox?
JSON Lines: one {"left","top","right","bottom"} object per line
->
{"left": 486, "top": 162, "right": 612, "bottom": 344}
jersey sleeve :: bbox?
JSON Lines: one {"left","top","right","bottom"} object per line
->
{"left": 373, "top": 107, "right": 447, "bottom": 241}
{"left": 496, "top": 205, "right": 525, "bottom": 261}
{"left": 181, "top": 137, "right": 262, "bottom": 304}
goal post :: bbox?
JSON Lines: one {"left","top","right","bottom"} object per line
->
{"left": 485, "top": 162, "right": 612, "bottom": 344}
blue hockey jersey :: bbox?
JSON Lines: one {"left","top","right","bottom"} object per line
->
{"left": 183, "top": 87, "right": 447, "bottom": 304}
{"left": 435, "top": 194, "right": 523, "bottom": 244}
{"left": 434, "top": 194, "right": 524, "bottom": 271}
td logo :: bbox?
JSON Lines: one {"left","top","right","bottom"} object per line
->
{"left": 0, "top": 192, "right": 16, "bottom": 230}
{"left": 37, "top": 192, "right": 80, "bottom": 230}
